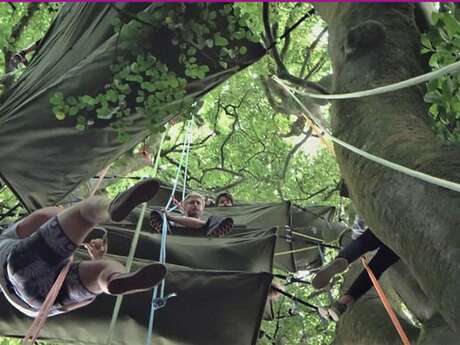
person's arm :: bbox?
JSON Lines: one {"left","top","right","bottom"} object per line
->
{"left": 16, "top": 206, "right": 64, "bottom": 238}
{"left": 166, "top": 213, "right": 206, "bottom": 229}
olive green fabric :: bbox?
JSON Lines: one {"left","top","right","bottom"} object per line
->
{"left": 124, "top": 196, "right": 337, "bottom": 272}
{"left": 0, "top": 3, "right": 265, "bottom": 211}
{"left": 104, "top": 224, "right": 276, "bottom": 272}
{"left": 0, "top": 253, "right": 272, "bottom": 345}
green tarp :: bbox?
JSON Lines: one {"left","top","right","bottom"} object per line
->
{"left": 0, "top": 3, "right": 265, "bottom": 211}
{"left": 104, "top": 225, "right": 276, "bottom": 273}
{"left": 0, "top": 253, "right": 272, "bottom": 345}
{"left": 123, "top": 194, "right": 337, "bottom": 272}
{"left": 0, "top": 185, "right": 340, "bottom": 344}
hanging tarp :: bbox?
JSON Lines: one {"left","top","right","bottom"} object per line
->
{"left": 121, "top": 198, "right": 336, "bottom": 272}
{"left": 0, "top": 3, "right": 265, "bottom": 210}
{"left": 104, "top": 224, "right": 276, "bottom": 272}
{"left": 126, "top": 201, "right": 290, "bottom": 233}
{"left": 0, "top": 252, "right": 272, "bottom": 345}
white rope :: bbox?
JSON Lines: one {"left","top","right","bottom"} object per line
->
{"left": 273, "top": 77, "right": 460, "bottom": 194}
{"left": 290, "top": 60, "right": 460, "bottom": 100}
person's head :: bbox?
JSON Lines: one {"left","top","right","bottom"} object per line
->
{"left": 182, "top": 192, "right": 205, "bottom": 218}
{"left": 205, "top": 196, "right": 215, "bottom": 207}
{"left": 216, "top": 192, "right": 234, "bottom": 207}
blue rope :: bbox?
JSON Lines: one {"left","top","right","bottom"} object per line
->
{"left": 145, "top": 115, "right": 195, "bottom": 345}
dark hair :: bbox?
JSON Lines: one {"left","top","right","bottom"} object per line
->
{"left": 216, "top": 192, "right": 233, "bottom": 204}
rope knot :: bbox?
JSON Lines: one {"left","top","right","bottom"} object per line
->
{"left": 152, "top": 293, "right": 177, "bottom": 310}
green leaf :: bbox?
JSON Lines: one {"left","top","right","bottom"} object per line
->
{"left": 81, "top": 95, "right": 95, "bottom": 105}
{"left": 169, "top": 78, "right": 179, "bottom": 88}
{"left": 420, "top": 34, "right": 432, "bottom": 49}
{"left": 69, "top": 107, "right": 78, "bottom": 116}
{"left": 66, "top": 96, "right": 78, "bottom": 106}
{"left": 55, "top": 111, "right": 65, "bottom": 120}
{"left": 214, "top": 35, "right": 228, "bottom": 47}
{"left": 424, "top": 90, "right": 442, "bottom": 103}
{"left": 429, "top": 103, "right": 439, "bottom": 116}
{"left": 234, "top": 30, "right": 246, "bottom": 40}
{"left": 49, "top": 95, "right": 61, "bottom": 106}
{"left": 453, "top": 102, "right": 460, "bottom": 113}
{"left": 432, "top": 12, "right": 441, "bottom": 25}
{"left": 443, "top": 15, "right": 460, "bottom": 35}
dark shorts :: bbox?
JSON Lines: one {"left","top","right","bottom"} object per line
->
{"left": 6, "top": 217, "right": 97, "bottom": 314}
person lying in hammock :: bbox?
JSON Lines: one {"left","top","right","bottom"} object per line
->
{"left": 215, "top": 192, "right": 234, "bottom": 207}
{"left": 311, "top": 217, "right": 400, "bottom": 322}
{"left": 150, "top": 192, "right": 233, "bottom": 237}
{"left": 0, "top": 179, "right": 166, "bottom": 318}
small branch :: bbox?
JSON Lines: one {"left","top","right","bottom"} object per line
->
{"left": 7, "top": 2, "right": 16, "bottom": 12}
{"left": 218, "top": 92, "right": 249, "bottom": 168}
{"left": 2, "top": 2, "right": 40, "bottom": 92}
{"left": 263, "top": 3, "right": 329, "bottom": 95}
{"left": 279, "top": 4, "right": 302, "bottom": 60}
{"left": 211, "top": 176, "right": 245, "bottom": 193}
{"left": 300, "top": 26, "right": 328, "bottom": 78}
{"left": 281, "top": 129, "right": 312, "bottom": 181}
{"left": 162, "top": 133, "right": 214, "bottom": 155}
{"left": 9, "top": 3, "right": 40, "bottom": 48}
{"left": 305, "top": 53, "right": 327, "bottom": 80}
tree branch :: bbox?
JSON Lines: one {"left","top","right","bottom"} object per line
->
{"left": 300, "top": 26, "right": 328, "bottom": 78}
{"left": 305, "top": 53, "right": 327, "bottom": 80}
{"left": 211, "top": 176, "right": 246, "bottom": 193}
{"left": 263, "top": 3, "right": 329, "bottom": 96}
{"left": 281, "top": 129, "right": 312, "bottom": 181}
{"left": 2, "top": 3, "right": 40, "bottom": 91}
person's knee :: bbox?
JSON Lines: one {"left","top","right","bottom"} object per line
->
{"left": 17, "top": 207, "right": 64, "bottom": 238}
{"left": 33, "top": 206, "right": 64, "bottom": 223}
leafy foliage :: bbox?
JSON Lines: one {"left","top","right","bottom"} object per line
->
{"left": 422, "top": 4, "right": 460, "bottom": 143}
{"left": 49, "top": 3, "right": 259, "bottom": 139}
{"left": 0, "top": 3, "right": 57, "bottom": 96}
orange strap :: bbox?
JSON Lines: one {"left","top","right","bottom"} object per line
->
{"left": 23, "top": 166, "right": 110, "bottom": 344}
{"left": 360, "top": 257, "right": 411, "bottom": 345}
{"left": 89, "top": 165, "right": 111, "bottom": 197}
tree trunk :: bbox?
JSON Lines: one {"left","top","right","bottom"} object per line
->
{"left": 315, "top": 2, "right": 460, "bottom": 341}
{"left": 333, "top": 259, "right": 419, "bottom": 345}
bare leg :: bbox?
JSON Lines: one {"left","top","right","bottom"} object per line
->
{"left": 57, "top": 196, "right": 110, "bottom": 245}
{"left": 16, "top": 206, "right": 64, "bottom": 238}
{"left": 78, "top": 260, "right": 125, "bottom": 294}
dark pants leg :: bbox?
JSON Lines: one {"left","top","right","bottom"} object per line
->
{"left": 338, "top": 229, "right": 381, "bottom": 263}
{"left": 342, "top": 231, "right": 400, "bottom": 301}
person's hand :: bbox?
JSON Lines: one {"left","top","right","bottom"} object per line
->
{"left": 84, "top": 238, "right": 107, "bottom": 260}
{"left": 171, "top": 197, "right": 185, "bottom": 214}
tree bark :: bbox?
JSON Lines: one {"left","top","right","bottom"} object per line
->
{"left": 315, "top": 1, "right": 460, "bottom": 339}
